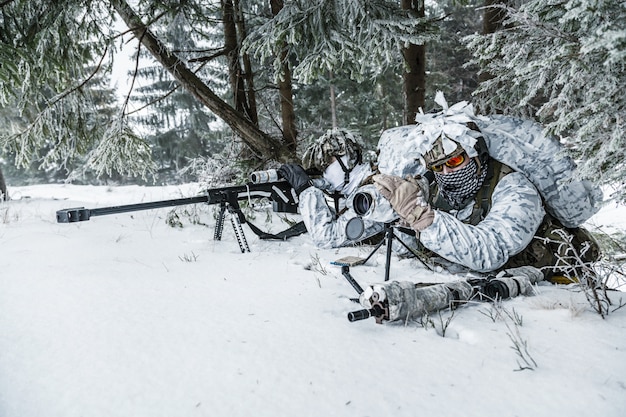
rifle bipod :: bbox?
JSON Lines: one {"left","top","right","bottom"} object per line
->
{"left": 214, "top": 202, "right": 250, "bottom": 253}
{"left": 335, "top": 222, "right": 424, "bottom": 287}
{"left": 337, "top": 223, "right": 433, "bottom": 324}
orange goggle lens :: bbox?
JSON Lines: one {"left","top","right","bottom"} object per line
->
{"left": 431, "top": 153, "right": 466, "bottom": 172}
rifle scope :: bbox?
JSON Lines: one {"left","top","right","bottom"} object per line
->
{"left": 249, "top": 169, "right": 281, "bottom": 184}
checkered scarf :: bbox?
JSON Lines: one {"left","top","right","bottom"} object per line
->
{"left": 434, "top": 158, "right": 488, "bottom": 210}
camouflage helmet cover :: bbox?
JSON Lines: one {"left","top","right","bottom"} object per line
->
{"left": 302, "top": 128, "right": 363, "bottom": 172}
{"left": 423, "top": 136, "right": 466, "bottom": 168}
{"left": 413, "top": 91, "right": 486, "bottom": 168}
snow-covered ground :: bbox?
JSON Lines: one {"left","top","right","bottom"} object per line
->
{"left": 1, "top": 183, "right": 625, "bottom": 417}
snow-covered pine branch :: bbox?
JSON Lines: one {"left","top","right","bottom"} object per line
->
{"left": 244, "top": 0, "right": 438, "bottom": 83}
{"left": 464, "top": 0, "right": 626, "bottom": 201}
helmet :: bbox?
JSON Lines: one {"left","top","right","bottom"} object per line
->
{"left": 302, "top": 128, "right": 363, "bottom": 172}
{"left": 415, "top": 92, "right": 490, "bottom": 169}
{"left": 423, "top": 135, "right": 466, "bottom": 168}
{"left": 423, "top": 123, "right": 489, "bottom": 169}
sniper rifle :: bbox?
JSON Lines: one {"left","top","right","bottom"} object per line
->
{"left": 56, "top": 170, "right": 308, "bottom": 252}
{"left": 346, "top": 275, "right": 541, "bottom": 324}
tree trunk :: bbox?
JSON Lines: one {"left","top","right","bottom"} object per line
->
{"left": 480, "top": 0, "right": 509, "bottom": 84}
{"left": 0, "top": 167, "right": 7, "bottom": 201}
{"left": 222, "top": 0, "right": 258, "bottom": 126}
{"left": 234, "top": 0, "right": 258, "bottom": 125}
{"left": 483, "top": 0, "right": 509, "bottom": 34}
{"left": 111, "top": 0, "right": 296, "bottom": 163}
{"left": 270, "top": 0, "right": 298, "bottom": 152}
{"left": 401, "top": 0, "right": 426, "bottom": 125}
{"left": 329, "top": 71, "right": 338, "bottom": 129}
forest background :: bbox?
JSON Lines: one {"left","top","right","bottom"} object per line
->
{"left": 0, "top": 0, "right": 624, "bottom": 206}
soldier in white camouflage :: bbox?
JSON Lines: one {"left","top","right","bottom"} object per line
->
{"left": 374, "top": 96, "right": 600, "bottom": 279}
{"left": 278, "top": 128, "right": 388, "bottom": 248}
{"left": 374, "top": 123, "right": 546, "bottom": 276}
{"left": 359, "top": 94, "right": 601, "bottom": 322}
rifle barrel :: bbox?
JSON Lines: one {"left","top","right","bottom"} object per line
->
{"left": 347, "top": 304, "right": 386, "bottom": 322}
{"left": 56, "top": 180, "right": 299, "bottom": 223}
{"left": 56, "top": 195, "right": 209, "bottom": 223}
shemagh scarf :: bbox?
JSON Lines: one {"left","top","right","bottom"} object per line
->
{"left": 434, "top": 158, "right": 488, "bottom": 210}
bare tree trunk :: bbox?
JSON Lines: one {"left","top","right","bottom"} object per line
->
{"left": 222, "top": 0, "right": 251, "bottom": 120}
{"left": 111, "top": 0, "right": 296, "bottom": 163}
{"left": 376, "top": 82, "right": 389, "bottom": 131}
{"left": 401, "top": 0, "right": 426, "bottom": 125}
{"left": 483, "top": 0, "right": 509, "bottom": 34}
{"left": 0, "top": 167, "right": 7, "bottom": 201}
{"left": 480, "top": 0, "right": 509, "bottom": 84}
{"left": 476, "top": 0, "right": 511, "bottom": 114}
{"left": 234, "top": 0, "right": 258, "bottom": 125}
{"left": 271, "top": 0, "right": 298, "bottom": 152}
{"left": 329, "top": 71, "right": 338, "bottom": 129}
{"left": 223, "top": 0, "right": 260, "bottom": 162}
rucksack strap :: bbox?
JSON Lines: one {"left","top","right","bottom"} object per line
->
{"left": 245, "top": 218, "right": 308, "bottom": 240}
{"left": 335, "top": 154, "right": 353, "bottom": 185}
{"left": 468, "top": 159, "right": 513, "bottom": 225}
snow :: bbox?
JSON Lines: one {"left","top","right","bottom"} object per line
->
{"left": 1, "top": 183, "right": 625, "bottom": 417}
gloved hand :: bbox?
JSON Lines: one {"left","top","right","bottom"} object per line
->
{"left": 373, "top": 173, "right": 434, "bottom": 231}
{"left": 278, "top": 164, "right": 311, "bottom": 195}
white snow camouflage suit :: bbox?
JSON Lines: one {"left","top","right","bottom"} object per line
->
{"left": 375, "top": 115, "right": 601, "bottom": 278}
{"left": 297, "top": 166, "right": 389, "bottom": 249}
{"left": 299, "top": 121, "right": 544, "bottom": 270}
{"left": 297, "top": 142, "right": 542, "bottom": 271}
{"left": 300, "top": 115, "right": 600, "bottom": 278}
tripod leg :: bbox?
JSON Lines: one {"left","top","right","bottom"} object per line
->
{"left": 384, "top": 230, "right": 393, "bottom": 281}
{"left": 390, "top": 230, "right": 433, "bottom": 272}
{"left": 360, "top": 223, "right": 393, "bottom": 278}
{"left": 362, "top": 232, "right": 387, "bottom": 264}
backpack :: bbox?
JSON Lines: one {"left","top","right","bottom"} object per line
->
{"left": 475, "top": 115, "right": 603, "bottom": 228}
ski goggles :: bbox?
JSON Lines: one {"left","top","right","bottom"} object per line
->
{"left": 430, "top": 153, "right": 466, "bottom": 172}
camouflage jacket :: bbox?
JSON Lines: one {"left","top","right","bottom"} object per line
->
{"left": 420, "top": 171, "right": 545, "bottom": 273}
{"left": 298, "top": 172, "right": 386, "bottom": 249}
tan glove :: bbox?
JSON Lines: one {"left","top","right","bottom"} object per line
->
{"left": 373, "top": 174, "right": 434, "bottom": 231}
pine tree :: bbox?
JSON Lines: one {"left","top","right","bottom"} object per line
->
{"left": 0, "top": 1, "right": 152, "bottom": 181}
{"left": 292, "top": 68, "right": 405, "bottom": 154}
{"left": 1, "top": 0, "right": 472, "bottom": 183}
{"left": 125, "top": 5, "right": 225, "bottom": 183}
{"left": 465, "top": 0, "right": 626, "bottom": 200}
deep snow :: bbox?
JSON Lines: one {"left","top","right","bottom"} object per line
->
{"left": 1, "top": 183, "right": 625, "bottom": 417}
